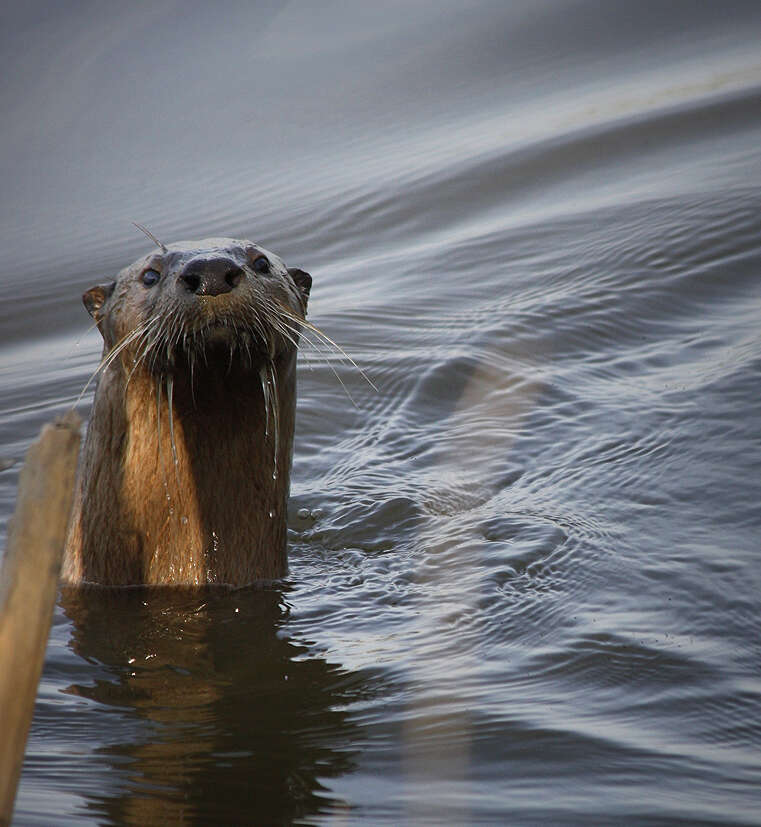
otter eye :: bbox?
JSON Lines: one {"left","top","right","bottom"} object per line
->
{"left": 142, "top": 268, "right": 160, "bottom": 287}
{"left": 253, "top": 256, "right": 270, "bottom": 274}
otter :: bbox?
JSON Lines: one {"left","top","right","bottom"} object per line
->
{"left": 61, "top": 236, "right": 311, "bottom": 586}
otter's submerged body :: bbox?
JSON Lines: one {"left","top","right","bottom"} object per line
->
{"left": 62, "top": 237, "right": 311, "bottom": 586}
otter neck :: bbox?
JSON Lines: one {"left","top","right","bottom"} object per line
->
{"left": 76, "top": 349, "right": 297, "bottom": 585}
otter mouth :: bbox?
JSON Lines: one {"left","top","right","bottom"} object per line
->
{"left": 170, "top": 326, "right": 271, "bottom": 376}
{"left": 131, "top": 328, "right": 274, "bottom": 383}
{"left": 199, "top": 321, "right": 241, "bottom": 346}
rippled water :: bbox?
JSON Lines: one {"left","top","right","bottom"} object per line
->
{"left": 2, "top": 1, "right": 761, "bottom": 824}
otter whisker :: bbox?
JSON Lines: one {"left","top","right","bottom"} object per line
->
{"left": 74, "top": 316, "right": 159, "bottom": 407}
{"left": 227, "top": 333, "right": 235, "bottom": 374}
{"left": 189, "top": 352, "right": 197, "bottom": 408}
{"left": 269, "top": 314, "right": 361, "bottom": 407}
{"left": 252, "top": 307, "right": 267, "bottom": 343}
{"left": 170, "top": 312, "right": 183, "bottom": 359}
{"left": 133, "top": 326, "right": 159, "bottom": 369}
{"left": 259, "top": 364, "right": 271, "bottom": 441}
{"left": 310, "top": 347, "right": 360, "bottom": 408}
{"left": 126, "top": 323, "right": 164, "bottom": 388}
{"left": 125, "top": 356, "right": 145, "bottom": 389}
{"left": 96, "top": 317, "right": 155, "bottom": 373}
{"left": 277, "top": 303, "right": 378, "bottom": 391}
{"left": 166, "top": 375, "right": 179, "bottom": 468}
{"left": 257, "top": 360, "right": 280, "bottom": 479}
{"left": 145, "top": 313, "right": 172, "bottom": 374}
{"left": 154, "top": 377, "right": 177, "bottom": 515}
{"left": 265, "top": 310, "right": 301, "bottom": 350}
{"left": 155, "top": 376, "right": 163, "bottom": 462}
{"left": 273, "top": 316, "right": 312, "bottom": 351}
{"left": 267, "top": 361, "right": 280, "bottom": 479}
{"left": 71, "top": 317, "right": 104, "bottom": 352}
{"left": 132, "top": 221, "right": 168, "bottom": 253}
{"left": 279, "top": 323, "right": 325, "bottom": 359}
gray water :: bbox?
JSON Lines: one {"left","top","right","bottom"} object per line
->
{"left": 2, "top": 1, "right": 761, "bottom": 824}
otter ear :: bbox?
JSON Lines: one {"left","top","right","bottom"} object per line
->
{"left": 288, "top": 268, "right": 311, "bottom": 309}
{"left": 83, "top": 281, "right": 115, "bottom": 320}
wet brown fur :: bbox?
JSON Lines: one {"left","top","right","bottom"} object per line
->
{"left": 62, "top": 237, "right": 310, "bottom": 586}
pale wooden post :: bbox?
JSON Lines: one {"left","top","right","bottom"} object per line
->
{"left": 0, "top": 412, "right": 81, "bottom": 826}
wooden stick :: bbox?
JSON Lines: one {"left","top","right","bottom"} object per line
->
{"left": 0, "top": 412, "right": 81, "bottom": 827}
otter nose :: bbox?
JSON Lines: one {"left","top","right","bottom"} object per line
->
{"left": 179, "top": 258, "right": 244, "bottom": 296}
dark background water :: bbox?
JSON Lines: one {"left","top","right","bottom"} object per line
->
{"left": 2, "top": 1, "right": 761, "bottom": 823}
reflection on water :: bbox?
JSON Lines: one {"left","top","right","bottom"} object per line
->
{"left": 56, "top": 586, "right": 370, "bottom": 825}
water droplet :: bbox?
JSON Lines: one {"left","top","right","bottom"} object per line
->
{"left": 297, "top": 508, "right": 309, "bottom": 519}
{"left": 181, "top": 515, "right": 188, "bottom": 525}
{"left": 268, "top": 510, "right": 275, "bottom": 519}
{"left": 311, "top": 508, "right": 323, "bottom": 520}
{"left": 272, "top": 469, "right": 278, "bottom": 480}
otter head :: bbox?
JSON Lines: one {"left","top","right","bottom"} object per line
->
{"left": 84, "top": 237, "right": 312, "bottom": 377}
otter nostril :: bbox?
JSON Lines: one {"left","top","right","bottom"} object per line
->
{"left": 225, "top": 267, "right": 243, "bottom": 289}
{"left": 179, "top": 259, "right": 241, "bottom": 296}
{"left": 181, "top": 273, "right": 202, "bottom": 293}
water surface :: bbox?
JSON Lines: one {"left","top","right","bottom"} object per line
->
{"left": 2, "top": 1, "right": 761, "bottom": 823}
